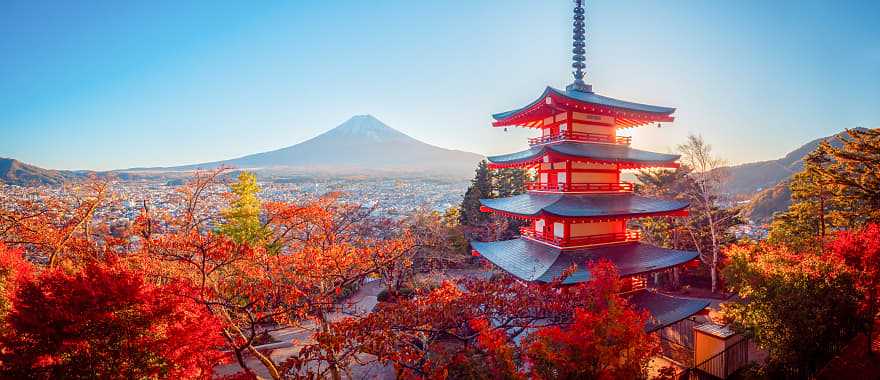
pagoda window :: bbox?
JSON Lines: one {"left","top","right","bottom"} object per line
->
{"left": 540, "top": 172, "right": 549, "bottom": 184}
{"left": 571, "top": 171, "right": 618, "bottom": 184}
{"left": 535, "top": 219, "right": 545, "bottom": 233}
{"left": 571, "top": 122, "right": 614, "bottom": 136}
{"left": 570, "top": 220, "right": 625, "bottom": 237}
{"left": 557, "top": 172, "right": 568, "bottom": 188}
{"left": 553, "top": 222, "right": 565, "bottom": 238}
{"left": 559, "top": 123, "right": 568, "bottom": 132}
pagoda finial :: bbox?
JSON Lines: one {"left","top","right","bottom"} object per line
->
{"left": 568, "top": 0, "right": 592, "bottom": 93}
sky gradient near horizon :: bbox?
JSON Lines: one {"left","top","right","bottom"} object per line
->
{"left": 1, "top": 0, "right": 878, "bottom": 171}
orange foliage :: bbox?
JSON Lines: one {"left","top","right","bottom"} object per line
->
{"left": 322, "top": 261, "right": 657, "bottom": 379}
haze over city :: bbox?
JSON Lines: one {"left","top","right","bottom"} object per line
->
{"left": 2, "top": 0, "right": 878, "bottom": 170}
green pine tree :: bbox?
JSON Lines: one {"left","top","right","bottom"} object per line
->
{"left": 769, "top": 128, "right": 880, "bottom": 248}
{"left": 460, "top": 160, "right": 492, "bottom": 226}
{"left": 218, "top": 171, "right": 267, "bottom": 245}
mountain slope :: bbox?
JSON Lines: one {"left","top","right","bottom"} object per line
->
{"left": 0, "top": 158, "right": 78, "bottom": 186}
{"left": 148, "top": 115, "right": 483, "bottom": 177}
{"left": 741, "top": 180, "right": 792, "bottom": 222}
{"left": 721, "top": 129, "right": 858, "bottom": 197}
{"left": 724, "top": 128, "right": 867, "bottom": 222}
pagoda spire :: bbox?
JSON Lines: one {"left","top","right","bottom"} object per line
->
{"left": 568, "top": 0, "right": 592, "bottom": 93}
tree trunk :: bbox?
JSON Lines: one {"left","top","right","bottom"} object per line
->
{"left": 233, "top": 348, "right": 254, "bottom": 378}
{"left": 710, "top": 262, "right": 718, "bottom": 294}
{"left": 246, "top": 343, "right": 282, "bottom": 380}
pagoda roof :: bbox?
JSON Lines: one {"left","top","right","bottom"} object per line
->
{"left": 487, "top": 142, "right": 680, "bottom": 169}
{"left": 629, "top": 291, "right": 711, "bottom": 332}
{"left": 470, "top": 238, "right": 698, "bottom": 285}
{"left": 479, "top": 193, "right": 688, "bottom": 221}
{"left": 492, "top": 87, "right": 675, "bottom": 128}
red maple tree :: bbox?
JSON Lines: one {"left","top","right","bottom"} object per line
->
{"left": 830, "top": 223, "right": 880, "bottom": 352}
{"left": 0, "top": 256, "right": 224, "bottom": 379}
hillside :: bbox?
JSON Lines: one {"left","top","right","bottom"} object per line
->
{"left": 726, "top": 128, "right": 864, "bottom": 222}
{"left": 720, "top": 131, "right": 852, "bottom": 197}
{"left": 741, "top": 180, "right": 792, "bottom": 223}
{"left": 137, "top": 115, "right": 484, "bottom": 178}
{"left": 0, "top": 158, "right": 78, "bottom": 186}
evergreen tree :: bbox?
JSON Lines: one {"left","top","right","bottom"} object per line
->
{"left": 493, "top": 168, "right": 529, "bottom": 198}
{"left": 813, "top": 128, "right": 880, "bottom": 224}
{"left": 769, "top": 128, "right": 880, "bottom": 248}
{"left": 768, "top": 150, "right": 838, "bottom": 249}
{"left": 218, "top": 171, "right": 267, "bottom": 245}
{"left": 460, "top": 160, "right": 492, "bottom": 227}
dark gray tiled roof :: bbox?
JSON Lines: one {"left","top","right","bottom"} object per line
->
{"left": 487, "top": 142, "right": 680, "bottom": 166}
{"left": 470, "top": 238, "right": 699, "bottom": 285}
{"left": 629, "top": 291, "right": 711, "bottom": 332}
{"left": 479, "top": 193, "right": 689, "bottom": 218}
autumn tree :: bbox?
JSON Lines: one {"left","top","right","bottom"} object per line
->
{"left": 0, "top": 243, "right": 30, "bottom": 325}
{"left": 136, "top": 171, "right": 417, "bottom": 380}
{"left": 636, "top": 165, "right": 740, "bottom": 290}
{"left": 722, "top": 242, "right": 863, "bottom": 377}
{"left": 676, "top": 134, "right": 739, "bottom": 292}
{"left": 218, "top": 171, "right": 267, "bottom": 245}
{"left": 321, "top": 261, "right": 658, "bottom": 379}
{"left": 0, "top": 179, "right": 122, "bottom": 269}
{"left": 0, "top": 257, "right": 223, "bottom": 379}
{"left": 829, "top": 224, "right": 880, "bottom": 354}
{"left": 394, "top": 207, "right": 469, "bottom": 279}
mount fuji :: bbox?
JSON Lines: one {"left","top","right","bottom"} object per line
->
{"left": 137, "top": 115, "right": 483, "bottom": 177}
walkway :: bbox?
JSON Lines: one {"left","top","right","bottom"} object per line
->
{"left": 212, "top": 279, "right": 393, "bottom": 379}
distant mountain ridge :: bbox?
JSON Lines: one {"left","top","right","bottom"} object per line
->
{"left": 724, "top": 128, "right": 865, "bottom": 222}
{"left": 720, "top": 130, "right": 854, "bottom": 197}
{"left": 132, "top": 115, "right": 483, "bottom": 177}
{"left": 0, "top": 158, "right": 79, "bottom": 186}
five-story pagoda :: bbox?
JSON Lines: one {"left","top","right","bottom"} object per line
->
{"left": 471, "top": 0, "right": 709, "bottom": 331}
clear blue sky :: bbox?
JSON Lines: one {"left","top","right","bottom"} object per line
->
{"left": 1, "top": 0, "right": 878, "bottom": 170}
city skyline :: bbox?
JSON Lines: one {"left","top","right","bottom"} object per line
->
{"left": 2, "top": 0, "right": 878, "bottom": 171}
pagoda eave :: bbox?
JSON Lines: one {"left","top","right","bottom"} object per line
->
{"left": 487, "top": 159, "right": 679, "bottom": 170}
{"left": 492, "top": 87, "right": 675, "bottom": 129}
{"left": 479, "top": 206, "right": 689, "bottom": 222}
{"left": 477, "top": 193, "right": 690, "bottom": 221}
{"left": 470, "top": 238, "right": 699, "bottom": 284}
{"left": 485, "top": 142, "right": 681, "bottom": 170}
{"left": 630, "top": 291, "right": 711, "bottom": 332}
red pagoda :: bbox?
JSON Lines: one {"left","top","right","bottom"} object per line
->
{"left": 471, "top": 0, "right": 709, "bottom": 331}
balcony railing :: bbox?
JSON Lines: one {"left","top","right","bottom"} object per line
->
{"left": 526, "top": 182, "right": 634, "bottom": 193}
{"left": 528, "top": 131, "right": 631, "bottom": 146}
{"left": 520, "top": 228, "right": 642, "bottom": 248}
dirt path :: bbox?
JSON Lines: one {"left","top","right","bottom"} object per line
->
{"left": 212, "top": 279, "right": 392, "bottom": 379}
